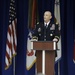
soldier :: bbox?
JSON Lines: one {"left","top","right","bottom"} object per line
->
{"left": 33, "top": 11, "right": 60, "bottom": 42}
{"left": 33, "top": 11, "right": 60, "bottom": 74}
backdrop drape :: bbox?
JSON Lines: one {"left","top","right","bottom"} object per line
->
{"left": 0, "top": 0, "right": 75, "bottom": 75}
{"left": 0, "top": 0, "right": 14, "bottom": 75}
{"left": 60, "top": 0, "right": 75, "bottom": 75}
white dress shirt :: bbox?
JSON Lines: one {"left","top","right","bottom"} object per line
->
{"left": 44, "top": 21, "right": 50, "bottom": 27}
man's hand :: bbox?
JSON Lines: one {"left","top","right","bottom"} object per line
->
{"left": 31, "top": 39, "right": 37, "bottom": 41}
{"left": 53, "top": 38, "right": 58, "bottom": 42}
{"left": 32, "top": 36, "right": 38, "bottom": 41}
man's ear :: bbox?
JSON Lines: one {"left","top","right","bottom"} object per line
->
{"left": 50, "top": 16, "right": 52, "bottom": 19}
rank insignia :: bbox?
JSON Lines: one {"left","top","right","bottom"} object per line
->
{"left": 38, "top": 28, "right": 41, "bottom": 32}
{"left": 50, "top": 34, "right": 53, "bottom": 36}
{"left": 50, "top": 24, "right": 55, "bottom": 30}
{"left": 39, "top": 34, "right": 41, "bottom": 36}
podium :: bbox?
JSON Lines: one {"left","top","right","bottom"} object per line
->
{"left": 31, "top": 41, "right": 57, "bottom": 75}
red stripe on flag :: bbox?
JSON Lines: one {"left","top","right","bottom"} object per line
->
{"left": 7, "top": 37, "right": 12, "bottom": 50}
{"left": 12, "top": 20, "right": 17, "bottom": 54}
{"left": 8, "top": 25, "right": 11, "bottom": 36}
{"left": 5, "top": 20, "right": 17, "bottom": 70}
{"left": 5, "top": 0, "right": 17, "bottom": 70}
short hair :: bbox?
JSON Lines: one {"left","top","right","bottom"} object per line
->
{"left": 44, "top": 11, "right": 52, "bottom": 16}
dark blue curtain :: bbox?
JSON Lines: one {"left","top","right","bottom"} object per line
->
{"left": 0, "top": 0, "right": 14, "bottom": 75}
{"left": 0, "top": 0, "right": 75, "bottom": 75}
{"left": 38, "top": 0, "right": 55, "bottom": 22}
{"left": 60, "top": 0, "right": 75, "bottom": 75}
{"left": 15, "top": 0, "right": 29, "bottom": 75}
{"left": 15, "top": 0, "right": 55, "bottom": 75}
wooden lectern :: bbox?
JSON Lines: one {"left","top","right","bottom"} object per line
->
{"left": 31, "top": 41, "right": 57, "bottom": 75}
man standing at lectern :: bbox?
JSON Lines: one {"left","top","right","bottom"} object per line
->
{"left": 33, "top": 11, "right": 60, "bottom": 42}
{"left": 32, "top": 11, "right": 60, "bottom": 75}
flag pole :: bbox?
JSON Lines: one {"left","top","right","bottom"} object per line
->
{"left": 54, "top": 0, "right": 61, "bottom": 75}
{"left": 13, "top": 57, "right": 15, "bottom": 75}
{"left": 58, "top": 61, "right": 60, "bottom": 75}
{"left": 58, "top": 37, "right": 61, "bottom": 75}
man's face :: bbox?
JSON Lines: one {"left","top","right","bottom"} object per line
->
{"left": 44, "top": 11, "right": 52, "bottom": 23}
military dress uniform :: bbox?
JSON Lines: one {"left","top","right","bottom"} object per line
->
{"left": 32, "top": 21, "right": 60, "bottom": 41}
{"left": 32, "top": 21, "right": 60, "bottom": 57}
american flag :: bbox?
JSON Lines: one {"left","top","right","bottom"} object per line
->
{"left": 5, "top": 0, "right": 17, "bottom": 70}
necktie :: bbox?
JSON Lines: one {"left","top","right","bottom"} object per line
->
{"left": 45, "top": 24, "right": 47, "bottom": 28}
{"left": 44, "top": 24, "right": 47, "bottom": 41}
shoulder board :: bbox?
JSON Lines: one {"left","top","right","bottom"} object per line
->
{"left": 56, "top": 22, "right": 59, "bottom": 25}
{"left": 37, "top": 22, "right": 39, "bottom": 25}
